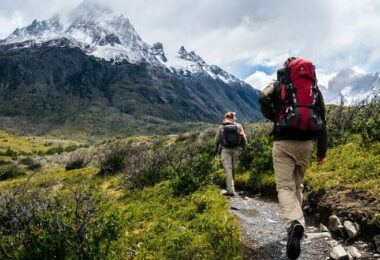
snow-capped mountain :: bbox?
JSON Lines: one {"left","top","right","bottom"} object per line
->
{"left": 323, "top": 68, "right": 380, "bottom": 105}
{"left": 0, "top": 1, "right": 261, "bottom": 135}
{"left": 0, "top": 1, "right": 241, "bottom": 85}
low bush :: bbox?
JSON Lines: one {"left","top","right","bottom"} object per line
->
{"left": 19, "top": 157, "right": 41, "bottom": 171}
{"left": 64, "top": 144, "right": 79, "bottom": 153}
{"left": 0, "top": 183, "right": 122, "bottom": 259}
{"left": 0, "top": 148, "right": 18, "bottom": 159}
{"left": 0, "top": 165, "right": 25, "bottom": 181}
{"left": 19, "top": 157, "right": 34, "bottom": 165}
{"left": 45, "top": 145, "right": 65, "bottom": 155}
{"left": 98, "top": 143, "right": 130, "bottom": 176}
{"left": 123, "top": 146, "right": 175, "bottom": 189}
{"left": 65, "top": 150, "right": 92, "bottom": 170}
{"left": 27, "top": 161, "right": 42, "bottom": 171}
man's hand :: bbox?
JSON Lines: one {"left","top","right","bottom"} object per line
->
{"left": 316, "top": 156, "right": 325, "bottom": 165}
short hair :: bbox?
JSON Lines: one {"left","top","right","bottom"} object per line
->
{"left": 224, "top": 112, "right": 236, "bottom": 119}
{"left": 284, "top": 57, "right": 297, "bottom": 67}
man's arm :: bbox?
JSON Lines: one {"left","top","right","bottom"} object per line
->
{"left": 316, "top": 89, "right": 328, "bottom": 163}
{"left": 259, "top": 82, "right": 277, "bottom": 122}
{"left": 214, "top": 125, "right": 223, "bottom": 154}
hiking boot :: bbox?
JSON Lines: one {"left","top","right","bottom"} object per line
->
{"left": 224, "top": 191, "right": 236, "bottom": 197}
{"left": 286, "top": 220, "right": 304, "bottom": 259}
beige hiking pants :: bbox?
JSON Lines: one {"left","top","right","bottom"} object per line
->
{"left": 221, "top": 148, "right": 241, "bottom": 194}
{"left": 272, "top": 140, "right": 313, "bottom": 229}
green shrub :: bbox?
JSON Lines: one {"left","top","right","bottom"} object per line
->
{"left": 121, "top": 140, "right": 215, "bottom": 194}
{"left": 28, "top": 161, "right": 42, "bottom": 171}
{"left": 0, "top": 184, "right": 122, "bottom": 259}
{"left": 122, "top": 145, "right": 173, "bottom": 189}
{"left": 0, "top": 165, "right": 25, "bottom": 180}
{"left": 19, "top": 157, "right": 34, "bottom": 165}
{"left": 0, "top": 160, "right": 12, "bottom": 166}
{"left": 65, "top": 150, "right": 92, "bottom": 170}
{"left": 45, "top": 145, "right": 65, "bottom": 155}
{"left": 65, "top": 144, "right": 79, "bottom": 153}
{"left": 0, "top": 148, "right": 18, "bottom": 159}
{"left": 170, "top": 145, "right": 214, "bottom": 196}
{"left": 98, "top": 143, "right": 129, "bottom": 176}
{"left": 19, "top": 157, "right": 41, "bottom": 171}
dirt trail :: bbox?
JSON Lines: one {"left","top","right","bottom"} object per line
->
{"left": 229, "top": 195, "right": 378, "bottom": 260}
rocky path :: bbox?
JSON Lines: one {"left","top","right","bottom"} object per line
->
{"left": 228, "top": 194, "right": 379, "bottom": 260}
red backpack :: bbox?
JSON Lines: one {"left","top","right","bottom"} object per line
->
{"left": 276, "top": 58, "right": 324, "bottom": 131}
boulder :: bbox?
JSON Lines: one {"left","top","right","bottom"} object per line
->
{"left": 346, "top": 246, "right": 362, "bottom": 259}
{"left": 305, "top": 232, "right": 332, "bottom": 239}
{"left": 374, "top": 234, "right": 380, "bottom": 253}
{"left": 343, "top": 221, "right": 358, "bottom": 238}
{"left": 320, "top": 223, "right": 330, "bottom": 232}
{"left": 329, "top": 215, "right": 344, "bottom": 232}
{"left": 220, "top": 189, "right": 228, "bottom": 195}
{"left": 330, "top": 245, "right": 349, "bottom": 260}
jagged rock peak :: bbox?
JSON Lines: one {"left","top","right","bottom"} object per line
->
{"left": 177, "top": 46, "right": 205, "bottom": 65}
{"left": 178, "top": 46, "right": 187, "bottom": 55}
{"left": 6, "top": 16, "right": 63, "bottom": 44}
{"left": 151, "top": 42, "right": 167, "bottom": 62}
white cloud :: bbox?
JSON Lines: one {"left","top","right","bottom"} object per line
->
{"left": 1, "top": 0, "right": 380, "bottom": 76}
{"left": 315, "top": 69, "right": 337, "bottom": 88}
{"left": 0, "top": 11, "right": 25, "bottom": 38}
{"left": 244, "top": 71, "right": 276, "bottom": 91}
{"left": 246, "top": 68, "right": 339, "bottom": 91}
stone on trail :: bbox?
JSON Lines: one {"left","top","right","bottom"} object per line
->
{"left": 374, "top": 234, "right": 380, "bottom": 253}
{"left": 220, "top": 189, "right": 228, "bottom": 195}
{"left": 329, "top": 215, "right": 344, "bottom": 232}
{"left": 344, "top": 221, "right": 358, "bottom": 238}
{"left": 346, "top": 246, "right": 362, "bottom": 259}
{"left": 308, "top": 226, "right": 318, "bottom": 232}
{"left": 305, "top": 232, "right": 332, "bottom": 239}
{"left": 320, "top": 223, "right": 330, "bottom": 232}
{"left": 330, "top": 244, "right": 349, "bottom": 260}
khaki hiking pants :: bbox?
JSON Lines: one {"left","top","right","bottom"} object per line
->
{"left": 272, "top": 140, "right": 313, "bottom": 229}
{"left": 221, "top": 148, "right": 241, "bottom": 194}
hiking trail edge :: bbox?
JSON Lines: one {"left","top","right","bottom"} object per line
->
{"left": 229, "top": 194, "right": 378, "bottom": 260}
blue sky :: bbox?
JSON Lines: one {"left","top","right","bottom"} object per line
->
{"left": 1, "top": 0, "right": 380, "bottom": 90}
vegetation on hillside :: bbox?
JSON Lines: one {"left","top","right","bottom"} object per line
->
{"left": 0, "top": 94, "right": 378, "bottom": 258}
{"left": 0, "top": 129, "right": 242, "bottom": 259}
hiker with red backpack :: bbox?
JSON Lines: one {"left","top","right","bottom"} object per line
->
{"left": 214, "top": 112, "right": 247, "bottom": 196}
{"left": 259, "top": 57, "right": 327, "bottom": 260}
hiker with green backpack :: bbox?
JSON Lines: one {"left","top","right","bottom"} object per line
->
{"left": 214, "top": 112, "right": 247, "bottom": 196}
{"left": 259, "top": 57, "right": 328, "bottom": 260}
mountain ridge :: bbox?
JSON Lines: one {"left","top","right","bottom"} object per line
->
{"left": 0, "top": 2, "right": 262, "bottom": 136}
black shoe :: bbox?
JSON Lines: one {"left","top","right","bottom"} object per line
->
{"left": 286, "top": 220, "right": 304, "bottom": 259}
{"left": 224, "top": 192, "right": 236, "bottom": 197}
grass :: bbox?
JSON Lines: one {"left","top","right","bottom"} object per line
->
{"left": 0, "top": 130, "right": 83, "bottom": 155}
{"left": 305, "top": 135, "right": 380, "bottom": 197}
{"left": 120, "top": 182, "right": 242, "bottom": 259}
{"left": 305, "top": 135, "right": 380, "bottom": 226}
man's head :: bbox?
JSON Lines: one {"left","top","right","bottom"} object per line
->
{"left": 283, "top": 57, "right": 297, "bottom": 67}
{"left": 224, "top": 112, "right": 236, "bottom": 121}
